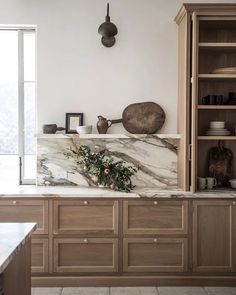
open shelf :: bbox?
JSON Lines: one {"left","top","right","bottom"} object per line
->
{"left": 198, "top": 136, "right": 236, "bottom": 140}
{"left": 198, "top": 74, "right": 236, "bottom": 80}
{"left": 197, "top": 105, "right": 236, "bottom": 110}
{"left": 199, "top": 42, "right": 236, "bottom": 50}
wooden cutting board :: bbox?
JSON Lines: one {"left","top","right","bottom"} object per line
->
{"left": 121, "top": 102, "right": 165, "bottom": 134}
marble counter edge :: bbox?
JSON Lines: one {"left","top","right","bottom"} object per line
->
{"left": 0, "top": 191, "right": 236, "bottom": 198}
{"left": 36, "top": 133, "right": 181, "bottom": 139}
{"left": 0, "top": 223, "right": 37, "bottom": 274}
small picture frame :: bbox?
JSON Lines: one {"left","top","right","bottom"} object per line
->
{"left": 66, "top": 113, "right": 84, "bottom": 134}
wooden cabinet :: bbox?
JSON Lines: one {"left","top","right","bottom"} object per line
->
{"left": 31, "top": 239, "right": 49, "bottom": 273}
{"left": 53, "top": 238, "right": 118, "bottom": 273}
{"left": 0, "top": 200, "right": 48, "bottom": 235}
{"left": 123, "top": 238, "right": 187, "bottom": 273}
{"left": 53, "top": 200, "right": 118, "bottom": 235}
{"left": 193, "top": 200, "right": 236, "bottom": 272}
{"left": 123, "top": 200, "right": 188, "bottom": 235}
{"left": 175, "top": 4, "right": 236, "bottom": 192}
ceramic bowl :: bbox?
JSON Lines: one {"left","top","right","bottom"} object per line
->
{"left": 229, "top": 179, "right": 236, "bottom": 189}
{"left": 76, "top": 125, "right": 92, "bottom": 134}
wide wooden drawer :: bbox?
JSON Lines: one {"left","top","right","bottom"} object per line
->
{"left": 31, "top": 238, "right": 49, "bottom": 274}
{"left": 123, "top": 238, "right": 188, "bottom": 272}
{"left": 123, "top": 200, "right": 188, "bottom": 235}
{"left": 53, "top": 238, "right": 118, "bottom": 273}
{"left": 0, "top": 200, "right": 48, "bottom": 235}
{"left": 53, "top": 200, "right": 118, "bottom": 235}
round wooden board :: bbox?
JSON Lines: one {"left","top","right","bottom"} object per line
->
{"left": 122, "top": 102, "right": 165, "bottom": 134}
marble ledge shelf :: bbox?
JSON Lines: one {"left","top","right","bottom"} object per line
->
{"left": 36, "top": 133, "right": 181, "bottom": 139}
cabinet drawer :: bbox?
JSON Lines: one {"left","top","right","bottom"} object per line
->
{"left": 53, "top": 200, "right": 118, "bottom": 235}
{"left": 0, "top": 200, "right": 48, "bottom": 235}
{"left": 31, "top": 238, "right": 49, "bottom": 273}
{"left": 54, "top": 238, "right": 118, "bottom": 273}
{"left": 123, "top": 238, "right": 188, "bottom": 272}
{"left": 123, "top": 200, "right": 188, "bottom": 235}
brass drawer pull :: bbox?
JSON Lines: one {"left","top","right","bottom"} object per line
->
{"left": 153, "top": 238, "right": 158, "bottom": 243}
{"left": 83, "top": 239, "right": 88, "bottom": 243}
{"left": 233, "top": 201, "right": 236, "bottom": 206}
{"left": 12, "top": 201, "right": 17, "bottom": 205}
{"left": 153, "top": 201, "right": 158, "bottom": 205}
{"left": 83, "top": 201, "right": 88, "bottom": 205}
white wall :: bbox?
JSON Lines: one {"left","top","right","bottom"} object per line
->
{"left": 0, "top": 0, "right": 235, "bottom": 133}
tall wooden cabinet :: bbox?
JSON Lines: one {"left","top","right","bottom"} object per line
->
{"left": 175, "top": 4, "right": 236, "bottom": 192}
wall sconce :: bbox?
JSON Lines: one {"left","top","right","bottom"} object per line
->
{"left": 98, "top": 3, "right": 118, "bottom": 47}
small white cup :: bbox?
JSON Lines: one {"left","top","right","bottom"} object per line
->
{"left": 206, "top": 177, "right": 217, "bottom": 190}
{"left": 198, "top": 177, "right": 206, "bottom": 190}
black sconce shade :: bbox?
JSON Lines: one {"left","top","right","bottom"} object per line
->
{"left": 98, "top": 3, "right": 118, "bottom": 47}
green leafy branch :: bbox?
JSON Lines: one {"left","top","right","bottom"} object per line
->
{"left": 64, "top": 145, "right": 138, "bottom": 192}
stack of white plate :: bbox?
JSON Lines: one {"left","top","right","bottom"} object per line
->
{"left": 206, "top": 121, "right": 231, "bottom": 136}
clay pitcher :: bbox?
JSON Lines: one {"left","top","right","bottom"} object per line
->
{"left": 97, "top": 116, "right": 112, "bottom": 134}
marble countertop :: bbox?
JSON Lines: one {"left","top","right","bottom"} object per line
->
{"left": 0, "top": 185, "right": 236, "bottom": 198}
{"left": 0, "top": 223, "right": 37, "bottom": 274}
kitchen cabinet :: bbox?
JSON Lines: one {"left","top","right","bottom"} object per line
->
{"left": 193, "top": 200, "right": 236, "bottom": 272}
{"left": 53, "top": 200, "right": 118, "bottom": 235}
{"left": 123, "top": 238, "right": 187, "bottom": 272}
{"left": 0, "top": 200, "right": 48, "bottom": 235}
{"left": 53, "top": 238, "right": 118, "bottom": 273}
{"left": 123, "top": 200, "right": 188, "bottom": 235}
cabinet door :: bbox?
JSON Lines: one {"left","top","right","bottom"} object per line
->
{"left": 123, "top": 238, "right": 187, "bottom": 272}
{"left": 53, "top": 200, "right": 118, "bottom": 235}
{"left": 193, "top": 200, "right": 234, "bottom": 272}
{"left": 54, "top": 238, "right": 118, "bottom": 273}
{"left": 123, "top": 200, "right": 188, "bottom": 235}
{"left": 31, "top": 239, "right": 49, "bottom": 274}
{"left": 0, "top": 200, "right": 48, "bottom": 235}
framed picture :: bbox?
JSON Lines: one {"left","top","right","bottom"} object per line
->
{"left": 65, "top": 113, "right": 84, "bottom": 134}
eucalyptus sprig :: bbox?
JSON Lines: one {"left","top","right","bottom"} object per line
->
{"left": 64, "top": 145, "right": 137, "bottom": 192}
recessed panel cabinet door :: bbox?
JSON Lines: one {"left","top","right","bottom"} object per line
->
{"left": 31, "top": 239, "right": 49, "bottom": 273}
{"left": 0, "top": 200, "right": 48, "bottom": 234}
{"left": 53, "top": 238, "right": 118, "bottom": 273}
{"left": 53, "top": 200, "right": 118, "bottom": 235}
{"left": 123, "top": 200, "right": 188, "bottom": 235}
{"left": 193, "top": 200, "right": 236, "bottom": 272}
{"left": 123, "top": 238, "right": 188, "bottom": 272}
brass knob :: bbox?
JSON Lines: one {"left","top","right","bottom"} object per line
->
{"left": 153, "top": 238, "right": 158, "bottom": 243}
{"left": 83, "top": 201, "right": 88, "bottom": 205}
{"left": 233, "top": 201, "right": 236, "bottom": 206}
{"left": 154, "top": 201, "right": 158, "bottom": 205}
{"left": 12, "top": 201, "right": 17, "bottom": 205}
{"left": 83, "top": 239, "right": 88, "bottom": 243}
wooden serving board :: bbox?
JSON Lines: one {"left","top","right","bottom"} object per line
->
{"left": 121, "top": 102, "right": 165, "bottom": 134}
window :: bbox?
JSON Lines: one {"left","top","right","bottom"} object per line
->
{"left": 0, "top": 28, "right": 36, "bottom": 186}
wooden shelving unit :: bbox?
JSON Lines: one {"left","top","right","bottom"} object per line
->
{"left": 176, "top": 5, "right": 236, "bottom": 192}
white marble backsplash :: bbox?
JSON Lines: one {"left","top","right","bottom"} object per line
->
{"left": 37, "top": 134, "right": 180, "bottom": 190}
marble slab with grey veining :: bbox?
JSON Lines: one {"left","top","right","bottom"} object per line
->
{"left": 37, "top": 134, "right": 179, "bottom": 190}
{"left": 0, "top": 223, "right": 37, "bottom": 274}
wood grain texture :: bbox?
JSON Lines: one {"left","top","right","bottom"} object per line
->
{"left": 53, "top": 200, "right": 118, "bottom": 235}
{"left": 53, "top": 238, "right": 118, "bottom": 273}
{"left": 0, "top": 200, "right": 48, "bottom": 235}
{"left": 123, "top": 238, "right": 188, "bottom": 273}
{"left": 31, "top": 238, "right": 49, "bottom": 274}
{"left": 193, "top": 200, "right": 233, "bottom": 272}
{"left": 2, "top": 238, "right": 31, "bottom": 295}
{"left": 177, "top": 11, "right": 191, "bottom": 191}
{"left": 123, "top": 200, "right": 188, "bottom": 235}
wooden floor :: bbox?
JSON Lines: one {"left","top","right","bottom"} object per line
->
{"left": 32, "top": 287, "right": 236, "bottom": 295}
